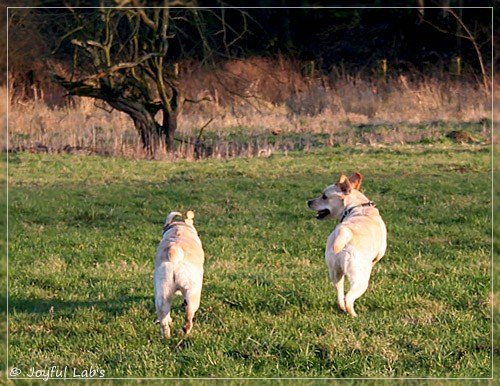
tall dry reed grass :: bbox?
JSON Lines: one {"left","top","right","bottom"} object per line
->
{"left": 6, "top": 59, "right": 492, "bottom": 160}
{"left": 1, "top": 86, "right": 6, "bottom": 151}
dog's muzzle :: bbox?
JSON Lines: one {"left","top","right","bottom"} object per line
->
{"left": 315, "top": 209, "right": 330, "bottom": 219}
{"left": 308, "top": 200, "right": 330, "bottom": 219}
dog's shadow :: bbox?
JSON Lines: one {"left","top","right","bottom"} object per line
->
{"left": 8, "top": 294, "right": 153, "bottom": 317}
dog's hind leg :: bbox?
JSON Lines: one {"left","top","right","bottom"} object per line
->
{"left": 344, "top": 267, "right": 371, "bottom": 317}
{"left": 155, "top": 264, "right": 174, "bottom": 338}
{"left": 329, "top": 264, "right": 346, "bottom": 313}
{"left": 156, "top": 289, "right": 173, "bottom": 338}
{"left": 159, "top": 305, "right": 173, "bottom": 338}
{"left": 182, "top": 287, "right": 201, "bottom": 336}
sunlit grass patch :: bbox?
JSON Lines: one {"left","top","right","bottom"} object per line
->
{"left": 7, "top": 143, "right": 492, "bottom": 378}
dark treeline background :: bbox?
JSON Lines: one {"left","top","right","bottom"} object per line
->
{"left": 179, "top": 2, "right": 494, "bottom": 73}
{"left": 2, "top": 0, "right": 495, "bottom": 157}
{"left": 1, "top": 1, "right": 495, "bottom": 93}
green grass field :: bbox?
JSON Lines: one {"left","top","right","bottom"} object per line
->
{"left": 6, "top": 144, "right": 492, "bottom": 380}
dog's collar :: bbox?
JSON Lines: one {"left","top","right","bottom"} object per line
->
{"left": 340, "top": 201, "right": 376, "bottom": 223}
{"left": 162, "top": 221, "right": 193, "bottom": 237}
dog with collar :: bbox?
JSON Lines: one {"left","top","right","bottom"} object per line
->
{"left": 308, "top": 172, "right": 387, "bottom": 316}
{"left": 155, "top": 211, "right": 205, "bottom": 338}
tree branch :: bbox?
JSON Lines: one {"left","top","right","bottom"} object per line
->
{"left": 423, "top": 9, "right": 490, "bottom": 94}
{"left": 51, "top": 25, "right": 85, "bottom": 54}
{"left": 66, "top": 47, "right": 163, "bottom": 82}
{"left": 447, "top": 9, "right": 489, "bottom": 94}
{"left": 131, "top": 0, "right": 157, "bottom": 30}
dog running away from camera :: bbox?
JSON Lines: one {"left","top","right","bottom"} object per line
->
{"left": 155, "top": 211, "right": 205, "bottom": 338}
{"left": 308, "top": 172, "right": 387, "bottom": 317}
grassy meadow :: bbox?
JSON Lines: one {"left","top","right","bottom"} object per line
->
{"left": 6, "top": 143, "right": 492, "bottom": 380}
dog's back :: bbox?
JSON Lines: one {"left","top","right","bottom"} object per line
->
{"left": 331, "top": 191, "right": 386, "bottom": 264}
{"left": 155, "top": 211, "right": 205, "bottom": 338}
{"left": 157, "top": 220, "right": 204, "bottom": 266}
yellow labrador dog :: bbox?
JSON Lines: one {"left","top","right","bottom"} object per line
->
{"left": 155, "top": 211, "right": 205, "bottom": 338}
{"left": 308, "top": 172, "right": 387, "bottom": 317}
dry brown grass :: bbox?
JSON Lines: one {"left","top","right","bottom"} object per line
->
{"left": 494, "top": 77, "right": 500, "bottom": 144}
{"left": 0, "top": 86, "right": 6, "bottom": 150}
{"left": 6, "top": 58, "right": 492, "bottom": 159}
{"left": 8, "top": 97, "right": 137, "bottom": 156}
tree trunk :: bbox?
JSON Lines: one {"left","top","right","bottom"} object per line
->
{"left": 62, "top": 88, "right": 180, "bottom": 155}
{"left": 107, "top": 98, "right": 164, "bottom": 156}
{"left": 136, "top": 118, "right": 162, "bottom": 155}
{"left": 163, "top": 109, "right": 178, "bottom": 152}
{"left": 112, "top": 101, "right": 178, "bottom": 156}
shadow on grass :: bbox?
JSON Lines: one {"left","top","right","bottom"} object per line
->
{"left": 8, "top": 294, "right": 153, "bottom": 316}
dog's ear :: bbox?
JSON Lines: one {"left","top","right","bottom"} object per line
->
{"left": 336, "top": 175, "right": 352, "bottom": 195}
{"left": 166, "top": 211, "right": 183, "bottom": 225}
{"left": 185, "top": 210, "right": 195, "bottom": 226}
{"left": 349, "top": 172, "right": 363, "bottom": 190}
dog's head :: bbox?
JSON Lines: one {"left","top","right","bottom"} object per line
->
{"left": 162, "top": 210, "right": 197, "bottom": 237}
{"left": 307, "top": 172, "right": 363, "bottom": 220}
{"left": 164, "top": 211, "right": 196, "bottom": 226}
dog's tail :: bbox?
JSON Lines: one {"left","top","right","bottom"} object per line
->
{"left": 168, "top": 245, "right": 184, "bottom": 263}
{"left": 164, "top": 211, "right": 183, "bottom": 227}
{"left": 333, "top": 227, "right": 353, "bottom": 254}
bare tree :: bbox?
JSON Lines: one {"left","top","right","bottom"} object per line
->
{"left": 51, "top": 1, "right": 250, "bottom": 155}
{"left": 419, "top": 2, "right": 491, "bottom": 94}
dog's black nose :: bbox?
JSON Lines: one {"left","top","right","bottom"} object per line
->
{"left": 307, "top": 199, "right": 313, "bottom": 207}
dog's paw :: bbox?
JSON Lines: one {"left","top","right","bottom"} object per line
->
{"left": 161, "top": 325, "right": 171, "bottom": 339}
{"left": 346, "top": 304, "right": 357, "bottom": 317}
{"left": 338, "top": 299, "right": 347, "bottom": 313}
{"left": 181, "top": 322, "right": 193, "bottom": 336}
